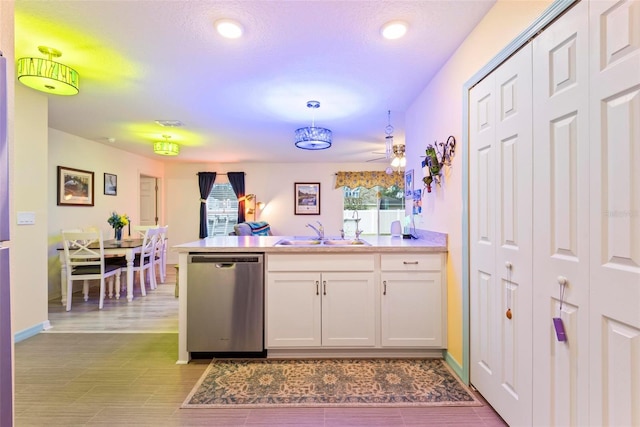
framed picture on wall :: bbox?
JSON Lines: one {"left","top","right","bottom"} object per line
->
{"left": 57, "top": 166, "right": 94, "bottom": 206}
{"left": 405, "top": 169, "right": 414, "bottom": 198}
{"left": 294, "top": 182, "right": 321, "bottom": 215}
{"left": 104, "top": 173, "right": 117, "bottom": 196}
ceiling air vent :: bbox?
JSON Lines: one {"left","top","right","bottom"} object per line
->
{"left": 155, "top": 120, "right": 184, "bottom": 127}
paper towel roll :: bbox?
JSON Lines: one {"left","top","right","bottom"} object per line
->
{"left": 390, "top": 220, "right": 402, "bottom": 237}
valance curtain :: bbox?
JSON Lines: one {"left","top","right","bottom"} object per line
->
{"left": 334, "top": 171, "right": 404, "bottom": 189}
{"left": 197, "top": 172, "right": 217, "bottom": 238}
{"left": 227, "top": 172, "right": 246, "bottom": 225}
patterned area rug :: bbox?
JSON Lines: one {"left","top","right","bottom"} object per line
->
{"left": 182, "top": 358, "right": 481, "bottom": 408}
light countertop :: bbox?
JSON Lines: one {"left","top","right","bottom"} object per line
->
{"left": 173, "top": 230, "right": 447, "bottom": 253}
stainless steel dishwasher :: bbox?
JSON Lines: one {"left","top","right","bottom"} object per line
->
{"left": 187, "top": 253, "right": 264, "bottom": 354}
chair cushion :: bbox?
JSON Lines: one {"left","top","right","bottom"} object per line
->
{"left": 72, "top": 264, "right": 120, "bottom": 275}
{"left": 105, "top": 254, "right": 151, "bottom": 268}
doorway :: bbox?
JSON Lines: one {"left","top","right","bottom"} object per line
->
{"left": 139, "top": 175, "right": 158, "bottom": 226}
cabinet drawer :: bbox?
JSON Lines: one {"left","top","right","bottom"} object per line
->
{"left": 268, "top": 254, "right": 375, "bottom": 272}
{"left": 380, "top": 253, "right": 442, "bottom": 271}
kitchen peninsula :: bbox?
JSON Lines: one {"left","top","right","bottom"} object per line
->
{"left": 173, "top": 232, "right": 448, "bottom": 364}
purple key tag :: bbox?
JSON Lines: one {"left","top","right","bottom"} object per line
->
{"left": 553, "top": 317, "right": 567, "bottom": 342}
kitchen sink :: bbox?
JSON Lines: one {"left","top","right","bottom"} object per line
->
{"left": 273, "top": 239, "right": 321, "bottom": 246}
{"left": 322, "top": 239, "right": 370, "bottom": 246}
{"left": 273, "top": 238, "right": 370, "bottom": 247}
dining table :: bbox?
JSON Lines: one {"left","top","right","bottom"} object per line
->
{"left": 59, "top": 238, "right": 145, "bottom": 304}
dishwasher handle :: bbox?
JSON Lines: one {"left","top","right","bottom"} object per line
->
{"left": 216, "top": 263, "right": 236, "bottom": 269}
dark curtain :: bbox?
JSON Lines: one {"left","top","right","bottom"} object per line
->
{"left": 197, "top": 172, "right": 217, "bottom": 238}
{"left": 227, "top": 172, "right": 246, "bottom": 224}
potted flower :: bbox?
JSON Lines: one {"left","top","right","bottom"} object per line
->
{"left": 107, "top": 212, "right": 129, "bottom": 241}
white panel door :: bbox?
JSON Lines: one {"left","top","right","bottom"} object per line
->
{"left": 470, "top": 43, "right": 533, "bottom": 426}
{"left": 531, "top": 2, "right": 590, "bottom": 426}
{"left": 589, "top": 1, "right": 640, "bottom": 426}
{"left": 470, "top": 68, "right": 498, "bottom": 406}
{"left": 139, "top": 176, "right": 157, "bottom": 226}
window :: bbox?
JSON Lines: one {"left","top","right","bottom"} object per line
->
{"left": 206, "top": 183, "right": 239, "bottom": 236}
{"left": 343, "top": 185, "right": 405, "bottom": 236}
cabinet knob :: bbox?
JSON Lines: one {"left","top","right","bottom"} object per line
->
{"left": 557, "top": 276, "right": 567, "bottom": 286}
{"left": 323, "top": 281, "right": 327, "bottom": 295}
{"left": 505, "top": 261, "right": 512, "bottom": 270}
{"left": 383, "top": 280, "right": 387, "bottom": 295}
{"left": 315, "top": 280, "right": 319, "bottom": 295}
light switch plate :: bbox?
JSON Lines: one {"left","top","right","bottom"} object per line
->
{"left": 17, "top": 211, "right": 36, "bottom": 225}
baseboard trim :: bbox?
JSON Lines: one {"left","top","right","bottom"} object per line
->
{"left": 14, "top": 321, "right": 50, "bottom": 343}
{"left": 266, "top": 348, "right": 446, "bottom": 359}
{"left": 444, "top": 351, "right": 466, "bottom": 384}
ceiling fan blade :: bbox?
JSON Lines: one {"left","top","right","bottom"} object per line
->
{"left": 366, "top": 156, "right": 388, "bottom": 162}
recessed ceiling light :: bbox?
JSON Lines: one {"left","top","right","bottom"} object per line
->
{"left": 215, "top": 19, "right": 244, "bottom": 39}
{"left": 381, "top": 20, "right": 408, "bottom": 40}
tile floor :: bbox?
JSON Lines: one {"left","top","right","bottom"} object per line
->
{"left": 13, "top": 268, "right": 508, "bottom": 426}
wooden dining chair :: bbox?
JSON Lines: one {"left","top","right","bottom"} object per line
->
{"left": 110, "top": 227, "right": 160, "bottom": 296}
{"left": 153, "top": 225, "right": 168, "bottom": 284}
{"left": 61, "top": 230, "right": 122, "bottom": 311}
{"left": 131, "top": 225, "right": 157, "bottom": 239}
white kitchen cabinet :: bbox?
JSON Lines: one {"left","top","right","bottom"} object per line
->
{"left": 321, "top": 272, "right": 376, "bottom": 347}
{"left": 380, "top": 253, "right": 445, "bottom": 347}
{"left": 266, "top": 254, "right": 376, "bottom": 348}
{"left": 266, "top": 272, "right": 321, "bottom": 347}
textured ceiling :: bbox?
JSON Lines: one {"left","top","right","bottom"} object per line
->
{"left": 14, "top": 0, "right": 495, "bottom": 163}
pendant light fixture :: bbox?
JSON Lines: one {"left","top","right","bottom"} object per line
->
{"left": 17, "top": 46, "right": 79, "bottom": 96}
{"left": 153, "top": 135, "right": 180, "bottom": 156}
{"left": 294, "top": 100, "right": 332, "bottom": 150}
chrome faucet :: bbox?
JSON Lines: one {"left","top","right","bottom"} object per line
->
{"left": 306, "top": 221, "right": 324, "bottom": 240}
{"left": 352, "top": 210, "right": 362, "bottom": 240}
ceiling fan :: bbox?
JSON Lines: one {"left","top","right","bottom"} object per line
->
{"left": 366, "top": 110, "right": 405, "bottom": 169}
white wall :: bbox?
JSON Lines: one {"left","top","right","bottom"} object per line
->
{"left": 404, "top": 0, "right": 552, "bottom": 371}
{"left": 47, "top": 129, "right": 165, "bottom": 300}
{"left": 164, "top": 162, "right": 388, "bottom": 264}
{"left": 13, "top": 82, "right": 50, "bottom": 336}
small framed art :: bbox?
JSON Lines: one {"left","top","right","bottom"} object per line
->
{"left": 104, "top": 173, "right": 117, "bottom": 196}
{"left": 294, "top": 182, "right": 320, "bottom": 215}
{"left": 405, "top": 169, "right": 414, "bottom": 198}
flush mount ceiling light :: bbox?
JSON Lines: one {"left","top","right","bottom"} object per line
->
{"left": 381, "top": 20, "right": 408, "bottom": 40}
{"left": 295, "top": 100, "right": 332, "bottom": 150}
{"left": 153, "top": 134, "right": 180, "bottom": 156}
{"left": 17, "top": 46, "right": 79, "bottom": 95}
{"left": 215, "top": 19, "right": 244, "bottom": 39}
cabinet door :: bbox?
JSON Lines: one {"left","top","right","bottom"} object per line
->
{"left": 321, "top": 272, "right": 376, "bottom": 347}
{"left": 266, "top": 272, "right": 321, "bottom": 347}
{"left": 381, "top": 271, "right": 442, "bottom": 347}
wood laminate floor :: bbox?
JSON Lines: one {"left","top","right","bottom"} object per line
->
{"left": 14, "top": 267, "right": 508, "bottom": 426}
